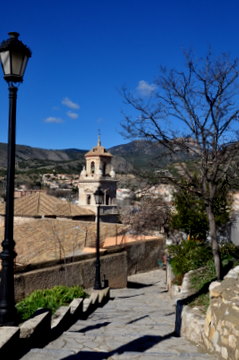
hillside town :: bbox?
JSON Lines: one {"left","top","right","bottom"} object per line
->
{"left": 1, "top": 4, "right": 239, "bottom": 359}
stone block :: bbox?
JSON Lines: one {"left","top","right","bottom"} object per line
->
{"left": 0, "top": 326, "right": 19, "bottom": 357}
{"left": 228, "top": 334, "right": 237, "bottom": 349}
{"left": 235, "top": 348, "right": 239, "bottom": 360}
{"left": 221, "top": 346, "right": 228, "bottom": 359}
{"left": 98, "top": 287, "right": 110, "bottom": 306}
{"left": 89, "top": 292, "right": 99, "bottom": 305}
{"left": 224, "top": 265, "right": 239, "bottom": 280}
{"left": 20, "top": 309, "right": 51, "bottom": 347}
{"left": 69, "top": 298, "right": 83, "bottom": 317}
{"left": 51, "top": 306, "right": 71, "bottom": 330}
{"left": 181, "top": 305, "right": 204, "bottom": 345}
{"left": 209, "top": 281, "right": 221, "bottom": 298}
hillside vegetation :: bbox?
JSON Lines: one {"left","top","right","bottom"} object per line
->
{"left": 0, "top": 139, "right": 228, "bottom": 189}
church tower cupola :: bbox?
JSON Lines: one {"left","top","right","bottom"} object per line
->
{"left": 78, "top": 137, "right": 117, "bottom": 219}
{"left": 80, "top": 135, "right": 113, "bottom": 180}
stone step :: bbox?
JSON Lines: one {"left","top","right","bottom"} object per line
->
{"left": 20, "top": 347, "right": 214, "bottom": 360}
{"left": 19, "top": 348, "right": 75, "bottom": 360}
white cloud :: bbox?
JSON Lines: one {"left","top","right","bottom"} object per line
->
{"left": 67, "top": 111, "right": 79, "bottom": 119}
{"left": 62, "top": 97, "right": 80, "bottom": 110}
{"left": 137, "top": 80, "right": 156, "bottom": 96}
{"left": 44, "top": 117, "right": 63, "bottom": 123}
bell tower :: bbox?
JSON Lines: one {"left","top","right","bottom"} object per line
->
{"left": 78, "top": 137, "right": 117, "bottom": 219}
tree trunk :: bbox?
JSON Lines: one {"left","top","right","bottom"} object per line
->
{"left": 207, "top": 204, "right": 222, "bottom": 280}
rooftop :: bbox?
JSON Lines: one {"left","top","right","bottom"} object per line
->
{"left": 0, "top": 219, "right": 126, "bottom": 267}
{"left": 0, "top": 192, "right": 94, "bottom": 218}
{"left": 85, "top": 136, "right": 112, "bottom": 158}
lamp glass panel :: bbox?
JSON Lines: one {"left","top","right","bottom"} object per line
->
{"left": 20, "top": 56, "right": 28, "bottom": 77}
{"left": 0, "top": 51, "right": 10, "bottom": 75}
{"left": 11, "top": 52, "right": 25, "bottom": 76}
{"left": 94, "top": 190, "right": 104, "bottom": 205}
{"left": 99, "top": 194, "right": 104, "bottom": 204}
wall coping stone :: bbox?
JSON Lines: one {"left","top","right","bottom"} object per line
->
{"left": 0, "top": 288, "right": 110, "bottom": 359}
{"left": 51, "top": 306, "right": 71, "bottom": 330}
{"left": 0, "top": 326, "right": 19, "bottom": 348}
{"left": 19, "top": 309, "right": 51, "bottom": 340}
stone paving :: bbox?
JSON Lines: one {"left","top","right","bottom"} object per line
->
{"left": 20, "top": 269, "right": 219, "bottom": 360}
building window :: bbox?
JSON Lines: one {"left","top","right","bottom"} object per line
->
{"left": 87, "top": 194, "right": 91, "bottom": 204}
{"left": 102, "top": 163, "right": 106, "bottom": 176}
{"left": 91, "top": 161, "right": 95, "bottom": 174}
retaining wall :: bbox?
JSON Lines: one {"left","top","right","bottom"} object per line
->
{"left": 173, "top": 265, "right": 239, "bottom": 360}
{"left": 14, "top": 237, "right": 165, "bottom": 301}
{"left": 203, "top": 266, "right": 239, "bottom": 360}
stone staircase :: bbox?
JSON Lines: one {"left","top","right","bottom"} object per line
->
{"left": 0, "top": 287, "right": 110, "bottom": 360}
{"left": 19, "top": 270, "right": 219, "bottom": 360}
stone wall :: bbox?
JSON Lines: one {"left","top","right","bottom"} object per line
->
{"left": 14, "top": 237, "right": 165, "bottom": 301}
{"left": 176, "top": 265, "right": 239, "bottom": 360}
{"left": 126, "top": 238, "right": 165, "bottom": 275}
{"left": 203, "top": 266, "right": 239, "bottom": 360}
{"left": 14, "top": 250, "right": 127, "bottom": 302}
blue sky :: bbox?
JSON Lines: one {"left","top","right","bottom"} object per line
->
{"left": 0, "top": 0, "right": 239, "bottom": 150}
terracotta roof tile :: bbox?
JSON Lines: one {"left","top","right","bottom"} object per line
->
{"left": 0, "top": 219, "right": 126, "bottom": 266}
{"left": 85, "top": 144, "right": 112, "bottom": 157}
{"left": 0, "top": 192, "right": 94, "bottom": 217}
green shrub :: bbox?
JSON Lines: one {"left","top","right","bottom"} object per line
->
{"left": 189, "top": 293, "right": 210, "bottom": 312}
{"left": 189, "top": 249, "right": 239, "bottom": 311}
{"left": 221, "top": 242, "right": 239, "bottom": 261}
{"left": 16, "top": 285, "right": 88, "bottom": 322}
{"left": 168, "top": 241, "right": 239, "bottom": 311}
{"left": 167, "top": 240, "right": 213, "bottom": 278}
{"left": 190, "top": 259, "right": 216, "bottom": 292}
{"left": 170, "top": 186, "right": 230, "bottom": 241}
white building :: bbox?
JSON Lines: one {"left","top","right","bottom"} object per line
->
{"left": 78, "top": 137, "right": 118, "bottom": 221}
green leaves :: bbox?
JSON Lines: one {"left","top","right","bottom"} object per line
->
{"left": 170, "top": 190, "right": 209, "bottom": 240}
{"left": 167, "top": 240, "right": 213, "bottom": 277}
{"left": 16, "top": 285, "right": 88, "bottom": 321}
{"left": 170, "top": 186, "right": 230, "bottom": 241}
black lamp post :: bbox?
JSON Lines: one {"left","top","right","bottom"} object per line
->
{"left": 0, "top": 32, "right": 31, "bottom": 325}
{"left": 93, "top": 187, "right": 104, "bottom": 290}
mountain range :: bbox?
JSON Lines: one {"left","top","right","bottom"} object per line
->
{"left": 0, "top": 140, "right": 193, "bottom": 192}
{"left": 0, "top": 140, "right": 173, "bottom": 176}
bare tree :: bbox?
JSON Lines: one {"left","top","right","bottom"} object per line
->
{"left": 121, "top": 51, "right": 239, "bottom": 280}
{"left": 120, "top": 195, "right": 171, "bottom": 236}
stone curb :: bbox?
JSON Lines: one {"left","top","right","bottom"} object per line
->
{"left": 0, "top": 287, "right": 110, "bottom": 359}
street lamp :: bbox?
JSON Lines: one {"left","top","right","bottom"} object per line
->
{"left": 0, "top": 32, "right": 31, "bottom": 325}
{"left": 93, "top": 187, "right": 104, "bottom": 290}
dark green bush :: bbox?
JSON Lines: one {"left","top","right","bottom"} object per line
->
{"left": 16, "top": 285, "right": 88, "bottom": 322}
{"left": 170, "top": 186, "right": 230, "bottom": 241}
{"left": 190, "top": 259, "right": 216, "bottom": 292}
{"left": 221, "top": 242, "right": 239, "bottom": 261}
{"left": 168, "top": 240, "right": 239, "bottom": 310}
{"left": 167, "top": 240, "right": 213, "bottom": 277}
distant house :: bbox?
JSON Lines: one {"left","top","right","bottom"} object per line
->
{"left": 136, "top": 184, "right": 175, "bottom": 203}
